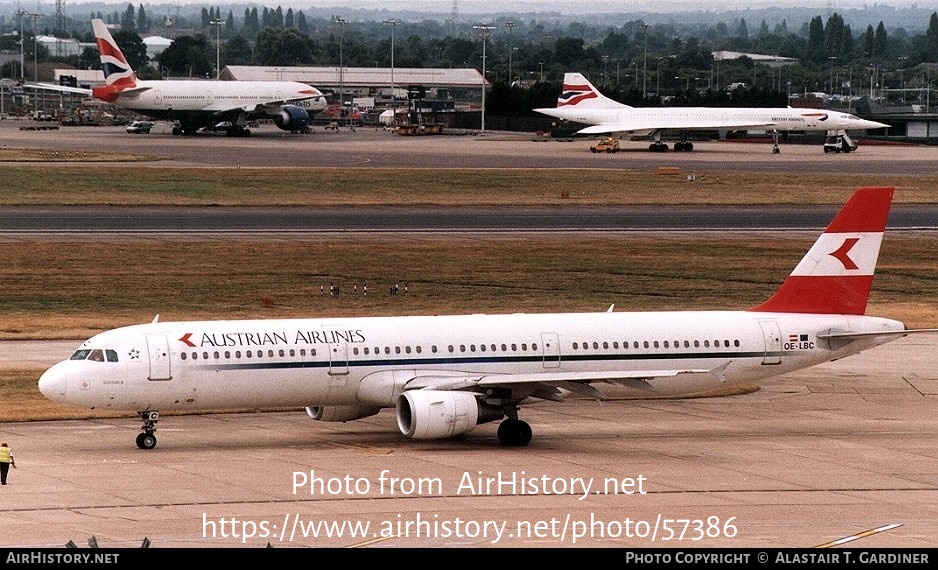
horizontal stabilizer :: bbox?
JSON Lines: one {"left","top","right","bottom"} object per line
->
{"left": 817, "top": 328, "right": 938, "bottom": 341}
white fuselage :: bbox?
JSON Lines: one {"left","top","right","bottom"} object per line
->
{"left": 39, "top": 310, "right": 904, "bottom": 413}
{"left": 537, "top": 105, "right": 886, "bottom": 134}
{"left": 110, "top": 80, "right": 327, "bottom": 120}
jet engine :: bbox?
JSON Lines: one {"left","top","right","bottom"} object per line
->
{"left": 305, "top": 405, "right": 380, "bottom": 422}
{"left": 274, "top": 105, "right": 312, "bottom": 133}
{"left": 396, "top": 390, "right": 482, "bottom": 439}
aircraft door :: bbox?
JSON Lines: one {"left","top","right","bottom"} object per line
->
{"left": 541, "top": 332, "right": 561, "bottom": 368}
{"left": 759, "top": 321, "right": 782, "bottom": 365}
{"left": 145, "top": 334, "right": 172, "bottom": 380}
{"left": 154, "top": 90, "right": 162, "bottom": 107}
{"left": 325, "top": 330, "right": 349, "bottom": 375}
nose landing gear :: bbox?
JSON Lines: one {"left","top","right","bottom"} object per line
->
{"left": 136, "top": 410, "right": 159, "bottom": 449}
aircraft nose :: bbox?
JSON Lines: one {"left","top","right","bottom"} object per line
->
{"left": 38, "top": 364, "right": 68, "bottom": 402}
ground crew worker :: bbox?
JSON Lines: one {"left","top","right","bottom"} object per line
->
{"left": 0, "top": 442, "right": 15, "bottom": 485}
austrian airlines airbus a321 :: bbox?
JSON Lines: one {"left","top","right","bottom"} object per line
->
{"left": 86, "top": 19, "right": 327, "bottom": 136}
{"left": 534, "top": 72, "right": 889, "bottom": 153}
{"left": 39, "top": 187, "right": 934, "bottom": 448}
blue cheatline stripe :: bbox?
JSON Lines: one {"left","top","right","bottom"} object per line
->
{"left": 188, "top": 350, "right": 772, "bottom": 373}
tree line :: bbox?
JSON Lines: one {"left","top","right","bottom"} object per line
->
{"left": 3, "top": 4, "right": 938, "bottom": 111}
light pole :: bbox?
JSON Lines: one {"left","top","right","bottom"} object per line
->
{"left": 17, "top": 10, "right": 24, "bottom": 81}
{"left": 602, "top": 55, "right": 609, "bottom": 88}
{"left": 385, "top": 19, "right": 398, "bottom": 119}
{"left": 473, "top": 24, "right": 494, "bottom": 131}
{"left": 17, "top": 10, "right": 40, "bottom": 82}
{"left": 333, "top": 16, "right": 347, "bottom": 122}
{"left": 641, "top": 24, "right": 649, "bottom": 99}
{"left": 828, "top": 56, "right": 836, "bottom": 96}
{"left": 210, "top": 19, "right": 224, "bottom": 80}
{"left": 505, "top": 21, "right": 515, "bottom": 86}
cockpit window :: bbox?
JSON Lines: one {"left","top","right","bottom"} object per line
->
{"left": 69, "top": 349, "right": 91, "bottom": 361}
{"left": 68, "top": 348, "right": 119, "bottom": 363}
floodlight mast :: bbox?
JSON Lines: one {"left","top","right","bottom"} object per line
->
{"left": 473, "top": 24, "right": 495, "bottom": 132}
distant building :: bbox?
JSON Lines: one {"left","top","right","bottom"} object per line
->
{"left": 37, "top": 36, "right": 82, "bottom": 58}
{"left": 711, "top": 51, "right": 798, "bottom": 68}
{"left": 143, "top": 36, "right": 172, "bottom": 63}
{"left": 221, "top": 66, "right": 489, "bottom": 108}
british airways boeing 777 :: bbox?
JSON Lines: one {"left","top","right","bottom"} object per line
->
{"left": 87, "top": 19, "right": 327, "bottom": 136}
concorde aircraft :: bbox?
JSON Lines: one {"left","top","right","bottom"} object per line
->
{"left": 39, "top": 19, "right": 328, "bottom": 136}
{"left": 38, "top": 187, "right": 934, "bottom": 448}
{"left": 534, "top": 72, "right": 889, "bottom": 153}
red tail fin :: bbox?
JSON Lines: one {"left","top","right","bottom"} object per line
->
{"left": 748, "top": 187, "right": 894, "bottom": 315}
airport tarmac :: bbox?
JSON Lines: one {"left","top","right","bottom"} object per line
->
{"left": 1, "top": 119, "right": 937, "bottom": 175}
{"left": 0, "top": 120, "right": 936, "bottom": 550}
{"left": 0, "top": 335, "right": 936, "bottom": 549}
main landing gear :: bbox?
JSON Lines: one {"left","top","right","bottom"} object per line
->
{"left": 496, "top": 408, "right": 533, "bottom": 446}
{"left": 647, "top": 132, "right": 694, "bottom": 152}
{"left": 136, "top": 411, "right": 159, "bottom": 449}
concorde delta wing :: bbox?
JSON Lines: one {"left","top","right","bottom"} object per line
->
{"left": 576, "top": 117, "right": 777, "bottom": 135}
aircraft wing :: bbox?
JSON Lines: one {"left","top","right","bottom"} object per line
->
{"left": 22, "top": 82, "right": 92, "bottom": 96}
{"left": 576, "top": 117, "right": 778, "bottom": 135}
{"left": 245, "top": 94, "right": 324, "bottom": 114}
{"left": 404, "top": 367, "right": 720, "bottom": 401}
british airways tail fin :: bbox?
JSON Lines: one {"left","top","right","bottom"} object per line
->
{"left": 91, "top": 19, "right": 138, "bottom": 101}
{"left": 557, "top": 72, "right": 631, "bottom": 110}
{"left": 749, "top": 186, "right": 894, "bottom": 315}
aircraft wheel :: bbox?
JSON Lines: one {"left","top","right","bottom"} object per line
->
{"left": 136, "top": 432, "right": 157, "bottom": 450}
{"left": 497, "top": 419, "right": 533, "bottom": 447}
{"left": 685, "top": 142, "right": 693, "bottom": 151}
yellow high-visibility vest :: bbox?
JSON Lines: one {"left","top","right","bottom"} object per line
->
{"left": 0, "top": 446, "right": 11, "bottom": 463}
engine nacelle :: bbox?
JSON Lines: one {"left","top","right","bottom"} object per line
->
{"left": 274, "top": 105, "right": 311, "bottom": 132}
{"left": 305, "top": 405, "right": 380, "bottom": 423}
{"left": 396, "top": 390, "right": 479, "bottom": 439}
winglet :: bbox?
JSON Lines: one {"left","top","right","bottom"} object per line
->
{"left": 749, "top": 187, "right": 894, "bottom": 315}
